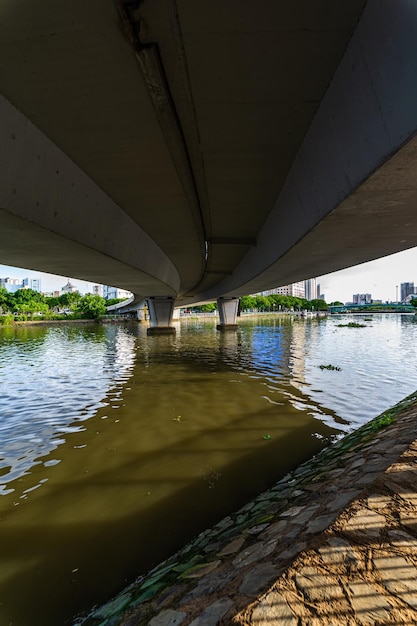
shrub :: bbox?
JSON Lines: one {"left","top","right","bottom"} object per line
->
{"left": 0, "top": 314, "right": 14, "bottom": 326}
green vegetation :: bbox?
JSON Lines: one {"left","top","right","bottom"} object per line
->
{"left": 200, "top": 303, "right": 217, "bottom": 313}
{"left": 337, "top": 322, "right": 368, "bottom": 328}
{"left": 239, "top": 294, "right": 328, "bottom": 313}
{"left": 319, "top": 364, "right": 341, "bottom": 371}
{"left": 0, "top": 313, "right": 14, "bottom": 326}
{"left": 105, "top": 297, "right": 129, "bottom": 307}
{"left": 184, "top": 294, "right": 329, "bottom": 315}
{"left": 76, "top": 293, "right": 107, "bottom": 319}
{"left": 367, "top": 411, "right": 395, "bottom": 433}
{"left": 0, "top": 287, "right": 110, "bottom": 324}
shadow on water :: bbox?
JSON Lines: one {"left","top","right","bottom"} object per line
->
{"left": 5, "top": 316, "right": 409, "bottom": 625}
{"left": 0, "top": 405, "right": 338, "bottom": 626}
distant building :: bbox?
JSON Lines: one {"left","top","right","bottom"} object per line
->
{"left": 401, "top": 282, "right": 415, "bottom": 302}
{"left": 61, "top": 280, "right": 78, "bottom": 294}
{"left": 0, "top": 276, "right": 42, "bottom": 293}
{"left": 103, "top": 285, "right": 132, "bottom": 300}
{"left": 353, "top": 293, "right": 372, "bottom": 304}
{"left": 316, "top": 284, "right": 325, "bottom": 300}
{"left": 304, "top": 278, "right": 317, "bottom": 301}
{"left": 91, "top": 284, "right": 104, "bottom": 297}
{"left": 257, "top": 279, "right": 317, "bottom": 300}
{"left": 273, "top": 281, "right": 306, "bottom": 298}
{"left": 22, "top": 277, "right": 42, "bottom": 292}
{"left": 42, "top": 291, "right": 60, "bottom": 298}
{"left": 0, "top": 277, "right": 21, "bottom": 293}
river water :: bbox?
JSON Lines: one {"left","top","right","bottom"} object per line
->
{"left": 0, "top": 313, "right": 417, "bottom": 625}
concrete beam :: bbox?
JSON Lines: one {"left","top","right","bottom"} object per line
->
{"left": 198, "top": 0, "right": 417, "bottom": 300}
{"left": 0, "top": 95, "right": 180, "bottom": 297}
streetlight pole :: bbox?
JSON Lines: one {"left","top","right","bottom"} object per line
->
{"left": 396, "top": 285, "right": 398, "bottom": 303}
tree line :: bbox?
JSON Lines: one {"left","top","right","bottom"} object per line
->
{"left": 0, "top": 286, "right": 343, "bottom": 325}
{"left": 196, "top": 294, "right": 338, "bottom": 313}
{"left": 0, "top": 288, "right": 121, "bottom": 323}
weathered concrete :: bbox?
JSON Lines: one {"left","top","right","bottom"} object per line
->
{"left": 2, "top": 2, "right": 417, "bottom": 305}
{"left": 146, "top": 297, "right": 176, "bottom": 332}
{"left": 216, "top": 298, "right": 239, "bottom": 331}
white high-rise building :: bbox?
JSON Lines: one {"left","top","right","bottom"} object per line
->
{"left": 304, "top": 278, "right": 317, "bottom": 301}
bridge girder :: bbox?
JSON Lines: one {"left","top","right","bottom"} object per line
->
{"left": 1, "top": 1, "right": 417, "bottom": 305}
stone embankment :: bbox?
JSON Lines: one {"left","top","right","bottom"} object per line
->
{"left": 76, "top": 392, "right": 417, "bottom": 626}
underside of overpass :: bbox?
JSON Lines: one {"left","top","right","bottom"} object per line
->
{"left": 1, "top": 1, "right": 417, "bottom": 312}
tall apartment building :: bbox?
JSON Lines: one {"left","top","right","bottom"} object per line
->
{"left": 316, "top": 283, "right": 326, "bottom": 300}
{"left": 304, "top": 278, "right": 317, "bottom": 301}
{"left": 353, "top": 293, "right": 372, "bottom": 304}
{"left": 401, "top": 282, "right": 415, "bottom": 302}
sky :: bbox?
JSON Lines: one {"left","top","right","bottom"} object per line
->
{"left": 316, "top": 246, "right": 417, "bottom": 303}
{"left": 1, "top": 246, "right": 417, "bottom": 303}
{"left": 0, "top": 265, "right": 95, "bottom": 295}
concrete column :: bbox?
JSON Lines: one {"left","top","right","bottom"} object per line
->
{"left": 217, "top": 297, "right": 239, "bottom": 331}
{"left": 146, "top": 296, "right": 176, "bottom": 335}
{"left": 136, "top": 303, "right": 148, "bottom": 321}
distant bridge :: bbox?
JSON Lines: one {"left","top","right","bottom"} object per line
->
{"left": 328, "top": 303, "right": 416, "bottom": 314}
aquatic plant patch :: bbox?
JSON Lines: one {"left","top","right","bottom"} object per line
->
{"left": 336, "top": 322, "right": 368, "bottom": 328}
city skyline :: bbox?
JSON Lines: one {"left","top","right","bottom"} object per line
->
{"left": 1, "top": 245, "right": 417, "bottom": 303}
{"left": 317, "top": 246, "right": 417, "bottom": 303}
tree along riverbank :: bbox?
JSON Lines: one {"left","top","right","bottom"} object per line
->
{"left": 0, "top": 286, "right": 129, "bottom": 324}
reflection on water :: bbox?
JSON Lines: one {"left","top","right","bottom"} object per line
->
{"left": 0, "top": 315, "right": 417, "bottom": 625}
{"left": 0, "top": 325, "right": 135, "bottom": 492}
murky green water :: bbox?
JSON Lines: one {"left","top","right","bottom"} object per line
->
{"left": 1, "top": 314, "right": 417, "bottom": 625}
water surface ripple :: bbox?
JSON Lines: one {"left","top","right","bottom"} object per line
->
{"left": 0, "top": 314, "right": 416, "bottom": 625}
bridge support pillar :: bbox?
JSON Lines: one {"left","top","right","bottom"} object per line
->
{"left": 146, "top": 297, "right": 176, "bottom": 335}
{"left": 136, "top": 302, "right": 148, "bottom": 321}
{"left": 217, "top": 297, "right": 239, "bottom": 331}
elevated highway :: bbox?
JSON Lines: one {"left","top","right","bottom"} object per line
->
{"left": 1, "top": 1, "right": 417, "bottom": 325}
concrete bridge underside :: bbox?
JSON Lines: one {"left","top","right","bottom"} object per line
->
{"left": 1, "top": 1, "right": 417, "bottom": 324}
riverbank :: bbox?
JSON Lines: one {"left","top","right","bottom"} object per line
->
{"left": 76, "top": 390, "right": 417, "bottom": 625}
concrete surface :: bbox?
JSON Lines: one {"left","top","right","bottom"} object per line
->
{"left": 2, "top": 3, "right": 417, "bottom": 305}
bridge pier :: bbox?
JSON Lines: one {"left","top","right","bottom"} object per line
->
{"left": 217, "top": 297, "right": 239, "bottom": 331}
{"left": 146, "top": 297, "right": 176, "bottom": 335}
